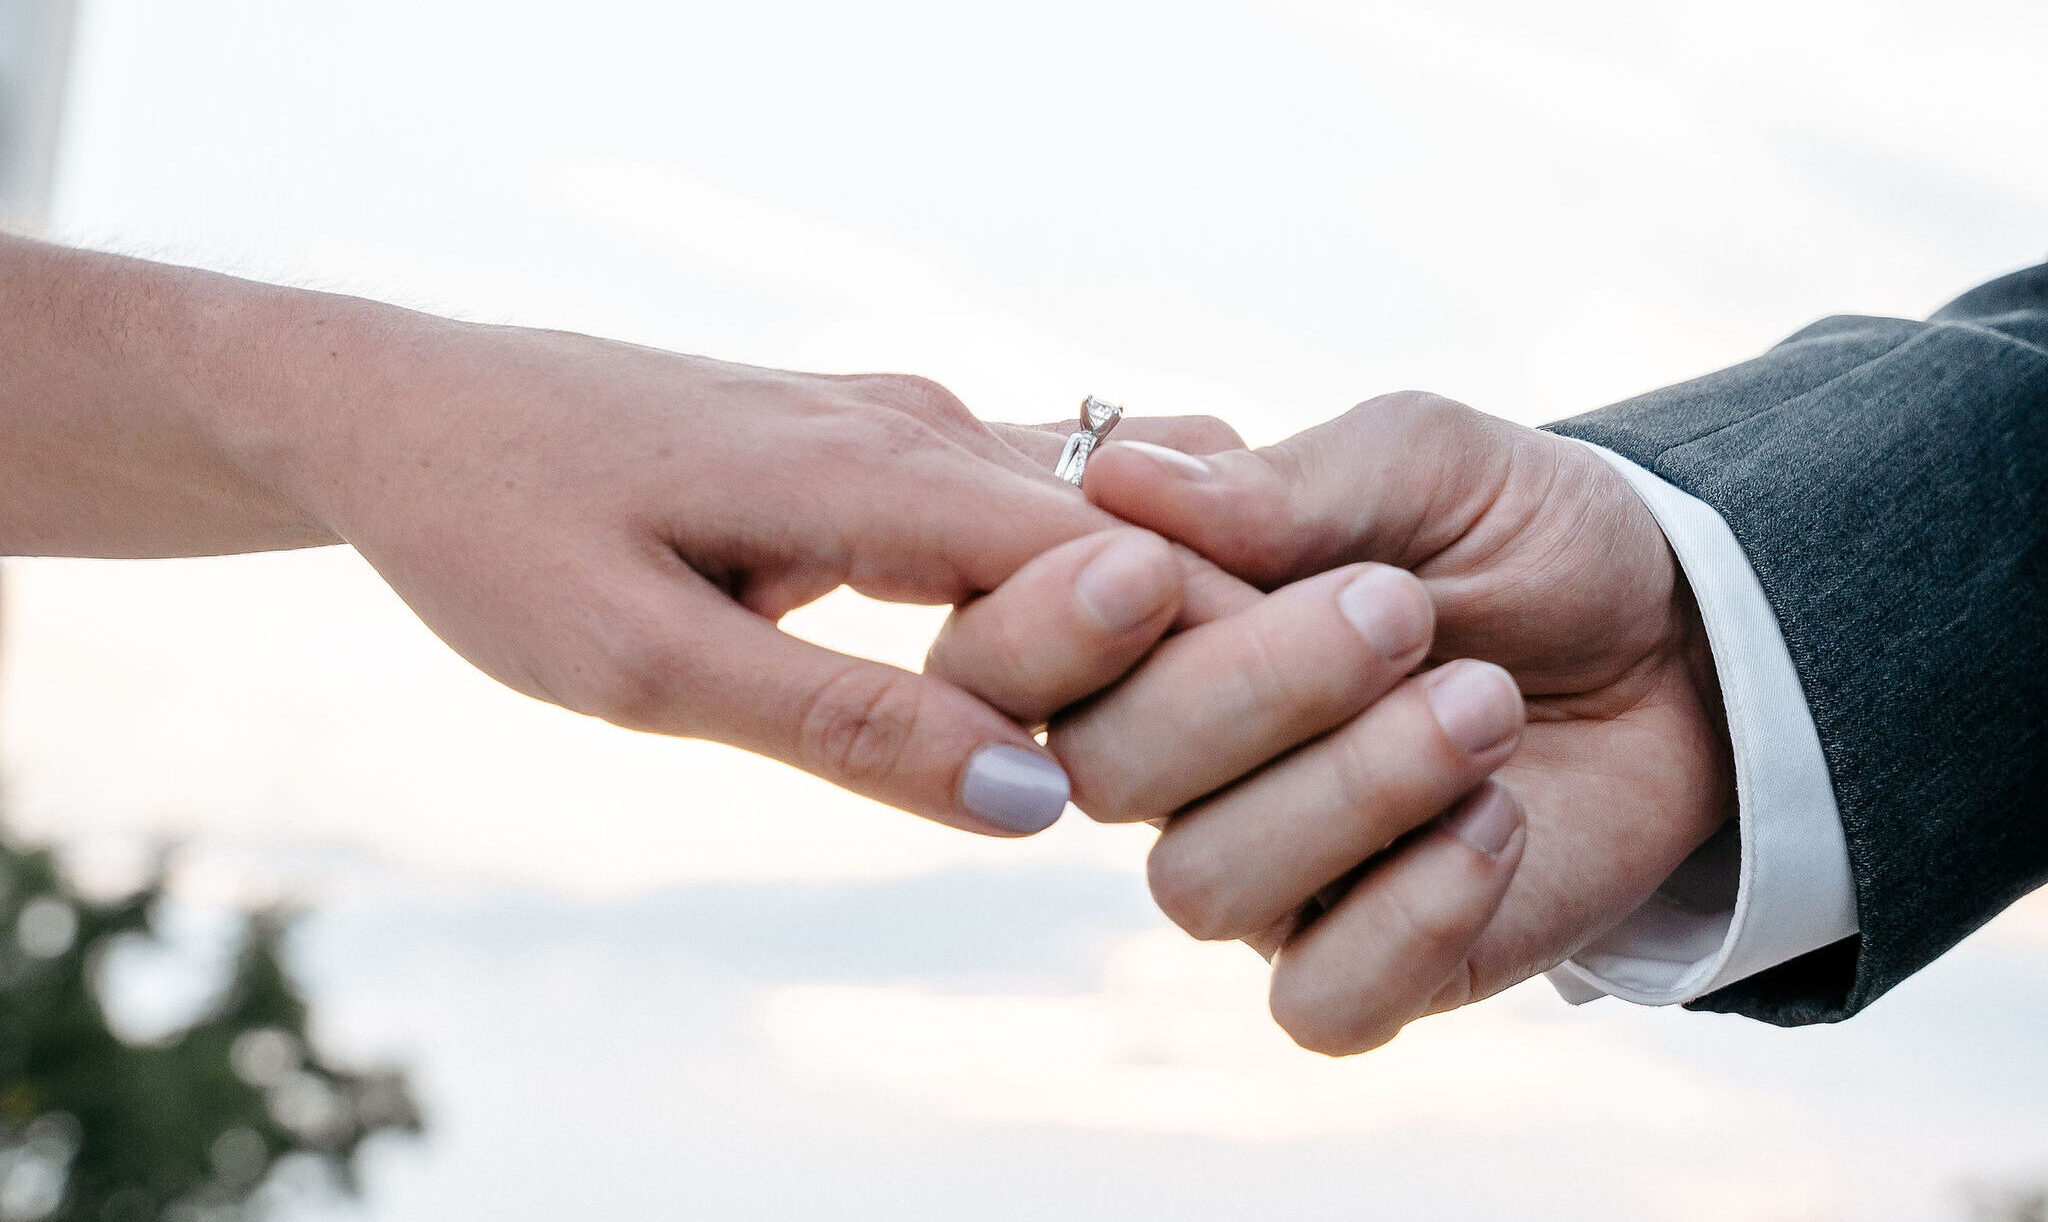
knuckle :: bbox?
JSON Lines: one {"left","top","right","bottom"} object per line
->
{"left": 978, "top": 607, "right": 1042, "bottom": 693}
{"left": 1056, "top": 704, "right": 1155, "bottom": 818}
{"left": 796, "top": 665, "right": 926, "bottom": 786}
{"left": 867, "top": 372, "right": 970, "bottom": 423}
{"left": 1140, "top": 441, "right": 1308, "bottom": 586}
{"left": 1355, "top": 389, "right": 1472, "bottom": 430}
{"left": 1225, "top": 615, "right": 1353, "bottom": 730}
{"left": 1050, "top": 727, "right": 1145, "bottom": 825}
{"left": 1325, "top": 729, "right": 1390, "bottom": 829}
{"left": 1195, "top": 415, "right": 1248, "bottom": 451}
{"left": 1277, "top": 453, "right": 1358, "bottom": 576}
{"left": 1145, "top": 836, "right": 1235, "bottom": 941}
{"left": 1230, "top": 446, "right": 1324, "bottom": 583}
{"left": 1369, "top": 882, "right": 1469, "bottom": 967}
{"left": 1355, "top": 391, "right": 1499, "bottom": 474}
{"left": 933, "top": 607, "right": 1049, "bottom": 723}
{"left": 1224, "top": 622, "right": 1298, "bottom": 712}
{"left": 1426, "top": 958, "right": 1482, "bottom": 1017}
{"left": 863, "top": 403, "right": 947, "bottom": 460}
{"left": 1168, "top": 414, "right": 1247, "bottom": 453}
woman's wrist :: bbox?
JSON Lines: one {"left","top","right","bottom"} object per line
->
{"left": 175, "top": 268, "right": 468, "bottom": 551}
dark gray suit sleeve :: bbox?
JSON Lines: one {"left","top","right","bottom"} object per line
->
{"left": 1546, "top": 262, "right": 2048, "bottom": 1026}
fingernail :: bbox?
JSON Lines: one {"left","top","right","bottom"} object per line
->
{"left": 1116, "top": 439, "right": 1211, "bottom": 478}
{"left": 1438, "top": 781, "right": 1521, "bottom": 856}
{"left": 1074, "top": 534, "right": 1177, "bottom": 632}
{"left": 1425, "top": 661, "right": 1521, "bottom": 756}
{"left": 961, "top": 744, "right": 1070, "bottom": 834}
{"left": 1337, "top": 565, "right": 1431, "bottom": 661}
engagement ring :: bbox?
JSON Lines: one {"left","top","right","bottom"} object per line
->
{"left": 1053, "top": 395, "right": 1123, "bottom": 486}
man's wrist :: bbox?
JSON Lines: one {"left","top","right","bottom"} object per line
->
{"left": 1550, "top": 440, "right": 1856, "bottom": 1006}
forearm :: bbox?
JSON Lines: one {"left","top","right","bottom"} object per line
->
{"left": 0, "top": 234, "right": 428, "bottom": 557}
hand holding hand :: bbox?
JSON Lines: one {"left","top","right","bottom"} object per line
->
{"left": 1087, "top": 393, "right": 1735, "bottom": 1050}
{"left": 931, "top": 392, "right": 1734, "bottom": 1054}
{"left": 929, "top": 537, "right": 1532, "bottom": 1052}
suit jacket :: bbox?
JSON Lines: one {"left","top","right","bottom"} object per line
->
{"left": 1548, "top": 262, "right": 2048, "bottom": 1025}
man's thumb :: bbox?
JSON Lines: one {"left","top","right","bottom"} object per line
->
{"left": 1082, "top": 392, "right": 1504, "bottom": 587}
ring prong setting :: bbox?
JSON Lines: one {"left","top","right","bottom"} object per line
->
{"left": 1054, "top": 395, "right": 1125, "bottom": 486}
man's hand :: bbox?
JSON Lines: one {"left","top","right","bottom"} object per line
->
{"left": 931, "top": 392, "right": 1733, "bottom": 1054}
{"left": 1080, "top": 392, "right": 1736, "bottom": 1051}
{"left": 928, "top": 530, "right": 1534, "bottom": 1054}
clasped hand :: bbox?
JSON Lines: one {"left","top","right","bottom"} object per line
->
{"left": 341, "top": 330, "right": 1734, "bottom": 1055}
{"left": 250, "top": 317, "right": 1732, "bottom": 1054}
{"left": 3, "top": 243, "right": 1728, "bottom": 1054}
{"left": 932, "top": 393, "right": 1735, "bottom": 1055}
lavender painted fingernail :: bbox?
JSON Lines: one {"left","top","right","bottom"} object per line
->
{"left": 961, "top": 745, "right": 1070, "bottom": 834}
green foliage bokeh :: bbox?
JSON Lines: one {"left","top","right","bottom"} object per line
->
{"left": 0, "top": 833, "right": 419, "bottom": 1222}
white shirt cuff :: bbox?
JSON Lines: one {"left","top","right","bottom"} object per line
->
{"left": 1543, "top": 442, "right": 1858, "bottom": 1007}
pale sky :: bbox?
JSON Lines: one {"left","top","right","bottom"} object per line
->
{"left": 4, "top": 0, "right": 2046, "bottom": 1218}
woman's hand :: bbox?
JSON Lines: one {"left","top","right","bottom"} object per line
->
{"left": 2, "top": 236, "right": 1258, "bottom": 835}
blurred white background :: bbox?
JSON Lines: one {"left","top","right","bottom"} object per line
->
{"left": 3, "top": 0, "right": 2046, "bottom": 1218}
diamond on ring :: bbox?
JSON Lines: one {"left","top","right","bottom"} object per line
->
{"left": 1053, "top": 395, "right": 1124, "bottom": 486}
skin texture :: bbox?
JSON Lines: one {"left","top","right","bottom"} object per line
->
{"left": 932, "top": 392, "right": 1734, "bottom": 1055}
{"left": 0, "top": 234, "right": 1261, "bottom": 835}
